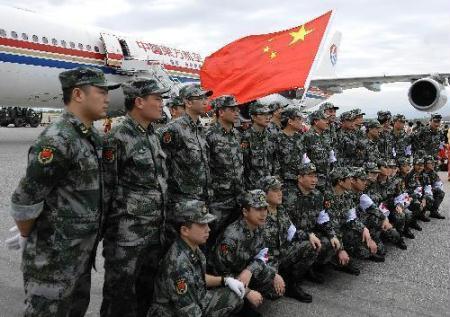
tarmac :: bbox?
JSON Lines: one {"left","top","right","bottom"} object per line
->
{"left": 0, "top": 126, "right": 449, "bottom": 317}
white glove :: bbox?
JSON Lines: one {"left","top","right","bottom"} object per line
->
{"left": 433, "top": 180, "right": 443, "bottom": 190}
{"left": 405, "top": 145, "right": 412, "bottom": 156}
{"left": 359, "top": 194, "right": 374, "bottom": 211}
{"left": 302, "top": 153, "right": 311, "bottom": 164}
{"left": 328, "top": 150, "right": 337, "bottom": 163}
{"left": 379, "top": 203, "right": 390, "bottom": 217}
{"left": 414, "top": 186, "right": 423, "bottom": 197}
{"left": 424, "top": 185, "right": 433, "bottom": 196}
{"left": 5, "top": 226, "right": 27, "bottom": 251}
{"left": 316, "top": 209, "right": 330, "bottom": 224}
{"left": 392, "top": 147, "right": 397, "bottom": 158}
{"left": 394, "top": 193, "right": 407, "bottom": 207}
{"left": 287, "top": 223, "right": 296, "bottom": 242}
{"left": 346, "top": 208, "right": 357, "bottom": 222}
{"left": 224, "top": 277, "right": 245, "bottom": 299}
{"left": 254, "top": 247, "right": 269, "bottom": 263}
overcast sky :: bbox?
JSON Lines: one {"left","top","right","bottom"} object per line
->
{"left": 1, "top": 0, "right": 450, "bottom": 118}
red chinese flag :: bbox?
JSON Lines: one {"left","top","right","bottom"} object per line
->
{"left": 200, "top": 11, "right": 332, "bottom": 103}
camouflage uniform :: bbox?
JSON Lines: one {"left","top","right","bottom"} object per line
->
{"left": 9, "top": 67, "right": 120, "bottom": 316}
{"left": 364, "top": 120, "right": 383, "bottom": 163}
{"left": 412, "top": 114, "right": 445, "bottom": 158}
{"left": 160, "top": 85, "right": 212, "bottom": 209}
{"left": 148, "top": 200, "right": 243, "bottom": 317}
{"left": 325, "top": 168, "right": 373, "bottom": 259}
{"left": 404, "top": 159, "right": 427, "bottom": 220}
{"left": 335, "top": 111, "right": 357, "bottom": 167}
{"left": 101, "top": 78, "right": 169, "bottom": 317}
{"left": 206, "top": 96, "right": 244, "bottom": 242}
{"left": 241, "top": 102, "right": 279, "bottom": 189}
{"left": 319, "top": 102, "right": 340, "bottom": 144}
{"left": 303, "top": 110, "right": 334, "bottom": 189}
{"left": 392, "top": 115, "right": 412, "bottom": 160}
{"left": 423, "top": 156, "right": 446, "bottom": 217}
{"left": 211, "top": 190, "right": 279, "bottom": 299}
{"left": 377, "top": 111, "right": 395, "bottom": 159}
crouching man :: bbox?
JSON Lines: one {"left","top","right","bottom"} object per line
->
{"left": 148, "top": 200, "right": 244, "bottom": 317}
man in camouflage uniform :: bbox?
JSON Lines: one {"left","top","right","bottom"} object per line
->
{"left": 377, "top": 111, "right": 395, "bottom": 159}
{"left": 392, "top": 114, "right": 412, "bottom": 160}
{"left": 101, "top": 78, "right": 169, "bottom": 317}
{"left": 319, "top": 102, "right": 340, "bottom": 144}
{"left": 412, "top": 113, "right": 445, "bottom": 158}
{"left": 7, "top": 67, "right": 120, "bottom": 316}
{"left": 325, "top": 167, "right": 383, "bottom": 262}
{"left": 364, "top": 120, "right": 383, "bottom": 163}
{"left": 160, "top": 83, "right": 212, "bottom": 210}
{"left": 261, "top": 176, "right": 319, "bottom": 303}
{"left": 423, "top": 155, "right": 446, "bottom": 219}
{"left": 211, "top": 190, "right": 282, "bottom": 310}
{"left": 267, "top": 101, "right": 283, "bottom": 134}
{"left": 206, "top": 95, "right": 244, "bottom": 244}
{"left": 148, "top": 200, "right": 245, "bottom": 317}
{"left": 166, "top": 96, "right": 185, "bottom": 120}
{"left": 241, "top": 101, "right": 279, "bottom": 189}
{"left": 350, "top": 108, "right": 366, "bottom": 140}
{"left": 335, "top": 111, "right": 358, "bottom": 167}
{"left": 303, "top": 110, "right": 334, "bottom": 190}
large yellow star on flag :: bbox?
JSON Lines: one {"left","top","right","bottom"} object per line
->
{"left": 289, "top": 24, "right": 313, "bottom": 45}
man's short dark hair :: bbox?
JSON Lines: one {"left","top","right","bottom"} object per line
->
{"left": 173, "top": 221, "right": 193, "bottom": 234}
{"left": 62, "top": 85, "right": 90, "bottom": 105}
{"left": 125, "top": 97, "right": 135, "bottom": 111}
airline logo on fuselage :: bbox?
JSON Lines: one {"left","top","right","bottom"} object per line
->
{"left": 136, "top": 41, "right": 202, "bottom": 62}
{"left": 330, "top": 44, "right": 337, "bottom": 66}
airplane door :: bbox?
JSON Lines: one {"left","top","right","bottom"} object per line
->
{"left": 100, "top": 33, "right": 124, "bottom": 67}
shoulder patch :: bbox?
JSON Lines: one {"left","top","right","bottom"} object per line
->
{"left": 37, "top": 147, "right": 54, "bottom": 165}
{"left": 162, "top": 131, "right": 172, "bottom": 144}
{"left": 324, "top": 200, "right": 331, "bottom": 209}
{"left": 240, "top": 141, "right": 249, "bottom": 149}
{"left": 175, "top": 278, "right": 188, "bottom": 295}
{"left": 219, "top": 243, "right": 230, "bottom": 256}
{"left": 103, "top": 148, "right": 115, "bottom": 162}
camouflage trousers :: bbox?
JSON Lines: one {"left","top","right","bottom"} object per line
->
{"left": 248, "top": 265, "right": 280, "bottom": 300}
{"left": 389, "top": 208, "right": 413, "bottom": 234}
{"left": 101, "top": 239, "right": 163, "bottom": 317}
{"left": 207, "top": 196, "right": 241, "bottom": 248}
{"left": 147, "top": 287, "right": 243, "bottom": 317}
{"left": 428, "top": 188, "right": 445, "bottom": 212}
{"left": 341, "top": 226, "right": 374, "bottom": 259}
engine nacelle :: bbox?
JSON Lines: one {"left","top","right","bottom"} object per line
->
{"left": 408, "top": 77, "right": 447, "bottom": 112}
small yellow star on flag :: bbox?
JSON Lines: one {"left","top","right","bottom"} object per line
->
{"left": 270, "top": 51, "right": 277, "bottom": 59}
{"left": 289, "top": 24, "right": 313, "bottom": 45}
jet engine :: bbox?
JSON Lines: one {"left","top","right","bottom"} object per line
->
{"left": 408, "top": 77, "right": 447, "bottom": 112}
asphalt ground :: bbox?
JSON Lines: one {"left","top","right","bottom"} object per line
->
{"left": 0, "top": 126, "right": 449, "bottom": 317}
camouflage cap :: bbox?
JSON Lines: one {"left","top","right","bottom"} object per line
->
{"left": 166, "top": 96, "right": 184, "bottom": 108}
{"left": 319, "top": 102, "right": 339, "bottom": 111}
{"left": 179, "top": 83, "right": 213, "bottom": 99}
{"left": 239, "top": 114, "right": 252, "bottom": 123}
{"left": 423, "top": 155, "right": 436, "bottom": 163}
{"left": 297, "top": 162, "right": 317, "bottom": 175}
{"left": 280, "top": 105, "right": 303, "bottom": 121}
{"left": 377, "top": 159, "right": 389, "bottom": 168}
{"left": 387, "top": 159, "right": 397, "bottom": 167}
{"left": 243, "top": 189, "right": 269, "bottom": 208}
{"left": 393, "top": 114, "right": 406, "bottom": 122}
{"left": 431, "top": 113, "right": 442, "bottom": 120}
{"left": 309, "top": 110, "right": 329, "bottom": 122}
{"left": 339, "top": 111, "right": 355, "bottom": 122}
{"left": 59, "top": 66, "right": 120, "bottom": 90}
{"left": 352, "top": 167, "right": 368, "bottom": 180}
{"left": 413, "top": 157, "right": 425, "bottom": 165}
{"left": 174, "top": 200, "right": 216, "bottom": 224}
{"left": 397, "top": 157, "right": 412, "bottom": 166}
{"left": 211, "top": 95, "right": 238, "bottom": 110}
{"left": 248, "top": 101, "right": 272, "bottom": 115}
{"left": 269, "top": 101, "right": 285, "bottom": 112}
{"left": 260, "top": 176, "right": 282, "bottom": 192}
{"left": 377, "top": 110, "right": 392, "bottom": 122}
{"left": 122, "top": 77, "right": 170, "bottom": 98}
{"left": 350, "top": 108, "right": 365, "bottom": 117}
{"left": 365, "top": 161, "right": 380, "bottom": 173}
{"left": 366, "top": 120, "right": 382, "bottom": 129}
{"left": 330, "top": 167, "right": 352, "bottom": 184}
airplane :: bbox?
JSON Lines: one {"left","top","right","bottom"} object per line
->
{"left": 0, "top": 4, "right": 449, "bottom": 116}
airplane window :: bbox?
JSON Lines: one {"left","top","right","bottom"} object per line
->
{"left": 42, "top": 37, "right": 49, "bottom": 44}
{"left": 11, "top": 31, "right": 18, "bottom": 39}
{"left": 0, "top": 29, "right": 6, "bottom": 37}
{"left": 52, "top": 38, "right": 58, "bottom": 45}
{"left": 21, "top": 33, "right": 28, "bottom": 41}
{"left": 32, "top": 35, "right": 38, "bottom": 43}
{"left": 86, "top": 44, "right": 92, "bottom": 51}
{"left": 94, "top": 46, "right": 99, "bottom": 52}
{"left": 61, "top": 40, "right": 67, "bottom": 48}
{"left": 69, "top": 42, "right": 75, "bottom": 49}
{"left": 78, "top": 43, "right": 83, "bottom": 50}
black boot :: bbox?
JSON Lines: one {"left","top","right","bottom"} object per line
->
{"left": 236, "top": 299, "right": 261, "bottom": 317}
{"left": 418, "top": 214, "right": 431, "bottom": 222}
{"left": 368, "top": 253, "right": 385, "bottom": 262}
{"left": 409, "top": 221, "right": 422, "bottom": 231}
{"left": 429, "top": 211, "right": 445, "bottom": 219}
{"left": 333, "top": 262, "right": 360, "bottom": 276}
{"left": 286, "top": 282, "right": 312, "bottom": 303}
{"left": 305, "top": 268, "right": 325, "bottom": 284}
{"left": 402, "top": 228, "right": 415, "bottom": 239}
{"left": 395, "top": 239, "right": 407, "bottom": 250}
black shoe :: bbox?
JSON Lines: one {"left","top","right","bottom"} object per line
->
{"left": 333, "top": 262, "right": 360, "bottom": 276}
{"left": 402, "top": 228, "right": 415, "bottom": 239}
{"left": 418, "top": 215, "right": 431, "bottom": 222}
{"left": 409, "top": 221, "right": 422, "bottom": 231}
{"left": 286, "top": 283, "right": 312, "bottom": 303}
{"left": 429, "top": 212, "right": 445, "bottom": 219}
{"left": 237, "top": 299, "right": 261, "bottom": 317}
{"left": 368, "top": 254, "right": 385, "bottom": 262}
{"left": 306, "top": 268, "right": 325, "bottom": 284}
{"left": 395, "top": 239, "right": 407, "bottom": 250}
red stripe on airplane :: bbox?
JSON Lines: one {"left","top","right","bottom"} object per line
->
{"left": 165, "top": 64, "right": 199, "bottom": 75}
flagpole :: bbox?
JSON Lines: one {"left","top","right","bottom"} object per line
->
{"left": 300, "top": 9, "right": 336, "bottom": 108}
